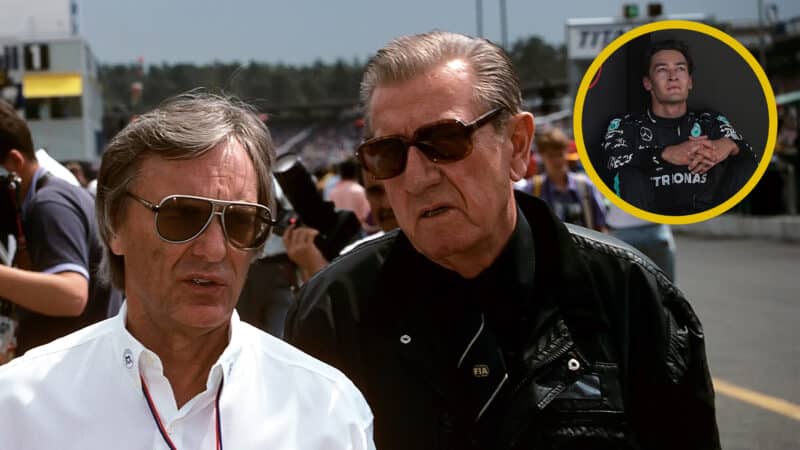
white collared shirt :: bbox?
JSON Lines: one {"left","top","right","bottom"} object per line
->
{"left": 0, "top": 304, "right": 375, "bottom": 449}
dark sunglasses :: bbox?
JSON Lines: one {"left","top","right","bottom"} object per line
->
{"left": 356, "top": 107, "right": 504, "bottom": 180}
{"left": 126, "top": 192, "right": 274, "bottom": 249}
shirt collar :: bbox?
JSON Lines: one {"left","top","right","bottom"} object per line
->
{"left": 646, "top": 108, "right": 686, "bottom": 127}
{"left": 112, "top": 302, "right": 243, "bottom": 391}
{"left": 21, "top": 166, "right": 47, "bottom": 217}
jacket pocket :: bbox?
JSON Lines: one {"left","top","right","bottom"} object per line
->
{"left": 512, "top": 358, "right": 635, "bottom": 450}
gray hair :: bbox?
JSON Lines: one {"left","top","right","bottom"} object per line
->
{"left": 96, "top": 92, "right": 275, "bottom": 290}
{"left": 360, "top": 31, "right": 523, "bottom": 134}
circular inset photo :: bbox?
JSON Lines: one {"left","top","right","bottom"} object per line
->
{"left": 574, "top": 20, "right": 776, "bottom": 224}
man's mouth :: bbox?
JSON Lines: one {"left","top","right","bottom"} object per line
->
{"left": 185, "top": 273, "right": 226, "bottom": 287}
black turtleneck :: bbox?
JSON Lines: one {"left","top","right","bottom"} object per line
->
{"left": 422, "top": 204, "right": 545, "bottom": 370}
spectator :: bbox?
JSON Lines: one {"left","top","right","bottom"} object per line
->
{"left": 282, "top": 223, "right": 329, "bottom": 283}
{"left": 284, "top": 166, "right": 398, "bottom": 282}
{"left": 606, "top": 203, "right": 677, "bottom": 281}
{"left": 0, "top": 99, "right": 122, "bottom": 356}
{"left": 337, "top": 169, "right": 400, "bottom": 255}
{"left": 363, "top": 168, "right": 398, "bottom": 233}
{"left": 525, "top": 127, "right": 608, "bottom": 231}
{"left": 0, "top": 93, "right": 375, "bottom": 449}
{"left": 328, "top": 157, "right": 371, "bottom": 227}
{"left": 65, "top": 161, "right": 89, "bottom": 187}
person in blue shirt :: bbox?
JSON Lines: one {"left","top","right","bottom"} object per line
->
{"left": 524, "top": 127, "right": 608, "bottom": 231}
{"left": 0, "top": 99, "right": 122, "bottom": 356}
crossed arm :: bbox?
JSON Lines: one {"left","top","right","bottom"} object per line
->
{"left": 661, "top": 136, "right": 740, "bottom": 174}
{"left": 603, "top": 115, "right": 748, "bottom": 176}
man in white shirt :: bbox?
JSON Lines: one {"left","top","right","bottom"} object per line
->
{"left": 0, "top": 93, "right": 375, "bottom": 449}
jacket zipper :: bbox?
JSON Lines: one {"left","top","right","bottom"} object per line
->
{"left": 508, "top": 338, "right": 574, "bottom": 401}
{"left": 505, "top": 339, "right": 574, "bottom": 449}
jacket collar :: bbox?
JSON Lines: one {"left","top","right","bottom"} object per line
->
{"left": 515, "top": 191, "right": 609, "bottom": 334}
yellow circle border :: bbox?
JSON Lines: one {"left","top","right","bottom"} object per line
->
{"left": 573, "top": 20, "right": 777, "bottom": 225}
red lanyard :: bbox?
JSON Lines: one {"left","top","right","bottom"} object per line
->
{"left": 140, "top": 374, "right": 224, "bottom": 450}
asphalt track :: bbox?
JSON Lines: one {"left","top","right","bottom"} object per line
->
{"left": 674, "top": 235, "right": 800, "bottom": 450}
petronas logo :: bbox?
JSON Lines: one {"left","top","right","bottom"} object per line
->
{"left": 691, "top": 122, "right": 702, "bottom": 137}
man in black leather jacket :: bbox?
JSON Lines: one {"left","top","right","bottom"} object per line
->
{"left": 286, "top": 31, "right": 720, "bottom": 449}
{"left": 602, "top": 39, "right": 757, "bottom": 215}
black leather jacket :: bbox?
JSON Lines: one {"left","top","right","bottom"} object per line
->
{"left": 286, "top": 192, "right": 720, "bottom": 450}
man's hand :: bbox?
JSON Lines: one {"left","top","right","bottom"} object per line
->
{"left": 283, "top": 224, "right": 328, "bottom": 282}
{"left": 661, "top": 138, "right": 714, "bottom": 170}
{"left": 662, "top": 136, "right": 738, "bottom": 174}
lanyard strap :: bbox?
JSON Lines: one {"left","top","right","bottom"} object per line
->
{"left": 140, "top": 374, "right": 224, "bottom": 450}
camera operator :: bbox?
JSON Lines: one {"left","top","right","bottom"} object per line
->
{"left": 0, "top": 100, "right": 122, "bottom": 357}
{"left": 269, "top": 153, "right": 364, "bottom": 283}
{"left": 282, "top": 223, "right": 329, "bottom": 283}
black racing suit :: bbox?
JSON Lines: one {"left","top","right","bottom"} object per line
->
{"left": 602, "top": 109, "right": 758, "bottom": 215}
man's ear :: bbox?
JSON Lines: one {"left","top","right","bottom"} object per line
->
{"left": 109, "top": 231, "right": 125, "bottom": 256}
{"left": 508, "top": 112, "right": 534, "bottom": 182}
{"left": 3, "top": 149, "right": 25, "bottom": 173}
{"left": 643, "top": 76, "right": 653, "bottom": 92}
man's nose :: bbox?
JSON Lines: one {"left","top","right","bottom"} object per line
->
{"left": 402, "top": 145, "right": 442, "bottom": 193}
{"left": 190, "top": 212, "right": 228, "bottom": 261}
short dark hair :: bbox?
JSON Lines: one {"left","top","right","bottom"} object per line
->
{"left": 643, "top": 39, "right": 693, "bottom": 77}
{"left": 338, "top": 158, "right": 360, "bottom": 180}
{"left": 0, "top": 100, "right": 35, "bottom": 163}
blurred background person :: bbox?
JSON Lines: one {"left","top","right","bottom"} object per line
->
{"left": 282, "top": 163, "right": 400, "bottom": 282}
{"left": 0, "top": 100, "right": 122, "bottom": 360}
{"left": 64, "top": 160, "right": 89, "bottom": 187}
{"left": 521, "top": 126, "right": 608, "bottom": 231}
{"left": 282, "top": 223, "right": 329, "bottom": 283}
{"left": 362, "top": 168, "right": 398, "bottom": 233}
{"left": 606, "top": 203, "right": 677, "bottom": 281}
{"left": 328, "top": 157, "right": 371, "bottom": 228}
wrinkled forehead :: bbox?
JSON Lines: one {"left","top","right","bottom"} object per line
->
{"left": 131, "top": 141, "right": 259, "bottom": 200}
{"left": 367, "top": 61, "right": 479, "bottom": 138}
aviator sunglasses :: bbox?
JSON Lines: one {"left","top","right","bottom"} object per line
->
{"left": 126, "top": 192, "right": 274, "bottom": 249}
{"left": 356, "top": 107, "right": 504, "bottom": 180}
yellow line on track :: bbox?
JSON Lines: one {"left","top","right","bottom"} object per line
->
{"left": 713, "top": 377, "right": 800, "bottom": 421}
